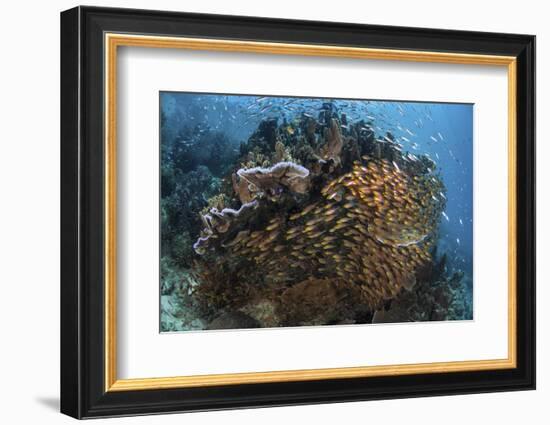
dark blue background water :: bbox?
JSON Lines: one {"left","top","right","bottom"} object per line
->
{"left": 160, "top": 92, "right": 473, "bottom": 293}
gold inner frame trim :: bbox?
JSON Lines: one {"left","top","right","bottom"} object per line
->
{"left": 104, "top": 33, "right": 518, "bottom": 392}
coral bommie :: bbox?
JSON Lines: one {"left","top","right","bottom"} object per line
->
{"left": 190, "top": 112, "right": 446, "bottom": 318}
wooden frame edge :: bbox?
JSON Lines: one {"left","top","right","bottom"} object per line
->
{"left": 108, "top": 358, "right": 516, "bottom": 391}
{"left": 104, "top": 33, "right": 518, "bottom": 392}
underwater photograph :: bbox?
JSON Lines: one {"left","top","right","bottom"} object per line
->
{"left": 160, "top": 92, "right": 473, "bottom": 332}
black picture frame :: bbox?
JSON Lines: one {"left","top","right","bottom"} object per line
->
{"left": 61, "top": 5, "right": 535, "bottom": 419}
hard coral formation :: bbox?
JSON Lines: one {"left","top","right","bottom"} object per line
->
{"left": 187, "top": 108, "right": 449, "bottom": 325}
{"left": 193, "top": 200, "right": 258, "bottom": 255}
{"left": 319, "top": 118, "right": 344, "bottom": 166}
{"left": 231, "top": 173, "right": 256, "bottom": 204}
{"left": 236, "top": 161, "right": 310, "bottom": 197}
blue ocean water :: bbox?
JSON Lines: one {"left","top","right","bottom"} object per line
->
{"left": 160, "top": 92, "right": 473, "bottom": 325}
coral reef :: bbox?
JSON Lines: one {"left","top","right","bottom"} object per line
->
{"left": 160, "top": 99, "right": 472, "bottom": 331}
{"left": 160, "top": 108, "right": 242, "bottom": 268}
{"left": 161, "top": 165, "right": 220, "bottom": 268}
{"left": 186, "top": 108, "right": 450, "bottom": 325}
{"left": 372, "top": 258, "right": 472, "bottom": 323}
{"left": 160, "top": 262, "right": 206, "bottom": 332}
{"left": 277, "top": 278, "right": 364, "bottom": 326}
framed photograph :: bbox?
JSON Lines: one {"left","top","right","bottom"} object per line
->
{"left": 60, "top": 6, "right": 535, "bottom": 419}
